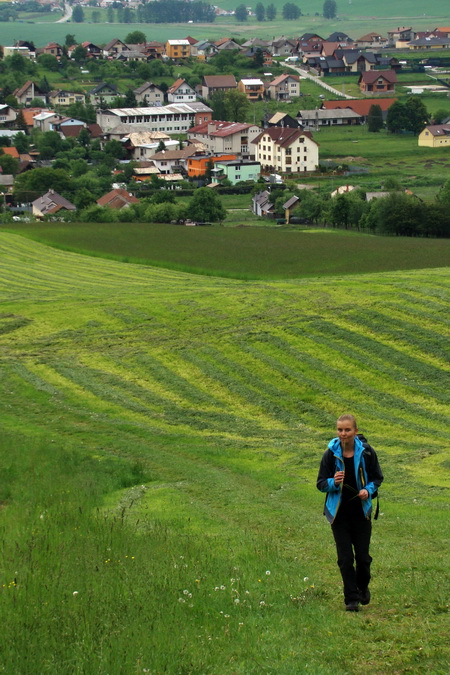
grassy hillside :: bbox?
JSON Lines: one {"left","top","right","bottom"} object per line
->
{"left": 0, "top": 231, "right": 449, "bottom": 673}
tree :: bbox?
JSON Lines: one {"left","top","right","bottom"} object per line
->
{"left": 65, "top": 34, "right": 76, "bottom": 47}
{"left": 323, "top": 0, "right": 337, "bottom": 18}
{"left": 367, "top": 104, "right": 383, "bottom": 132}
{"left": 14, "top": 132, "right": 29, "bottom": 154}
{"left": 386, "top": 101, "right": 408, "bottom": 134}
{"left": 72, "top": 5, "right": 85, "bottom": 22}
{"left": 254, "top": 48, "right": 265, "bottom": 68}
{"left": 107, "top": 7, "right": 114, "bottom": 22}
{"left": 235, "top": 4, "right": 247, "bottom": 21}
{"left": 38, "top": 54, "right": 59, "bottom": 71}
{"left": 255, "top": 2, "right": 265, "bottom": 21}
{"left": 224, "top": 89, "right": 250, "bottom": 123}
{"left": 432, "top": 108, "right": 450, "bottom": 124}
{"left": 187, "top": 188, "right": 226, "bottom": 223}
{"left": 266, "top": 3, "right": 277, "bottom": 19}
{"left": 125, "top": 30, "right": 147, "bottom": 44}
{"left": 92, "top": 10, "right": 101, "bottom": 23}
{"left": 72, "top": 45, "right": 88, "bottom": 63}
{"left": 282, "top": 3, "right": 301, "bottom": 20}
{"left": 209, "top": 90, "right": 227, "bottom": 120}
{"left": 404, "top": 97, "right": 429, "bottom": 135}
{"left": 15, "top": 109, "right": 28, "bottom": 133}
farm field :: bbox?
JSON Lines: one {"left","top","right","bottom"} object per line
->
{"left": 0, "top": 231, "right": 449, "bottom": 673}
{"left": 1, "top": 12, "right": 450, "bottom": 46}
{"left": 3, "top": 223, "right": 450, "bottom": 279}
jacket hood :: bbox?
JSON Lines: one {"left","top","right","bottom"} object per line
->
{"left": 328, "top": 436, "right": 364, "bottom": 457}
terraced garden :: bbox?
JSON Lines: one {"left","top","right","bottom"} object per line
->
{"left": 0, "top": 231, "right": 449, "bottom": 673}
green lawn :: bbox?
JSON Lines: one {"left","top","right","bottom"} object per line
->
{"left": 0, "top": 231, "right": 449, "bottom": 673}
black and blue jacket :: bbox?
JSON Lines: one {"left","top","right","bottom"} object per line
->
{"left": 317, "top": 435, "right": 384, "bottom": 524}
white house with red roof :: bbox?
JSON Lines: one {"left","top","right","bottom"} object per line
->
{"left": 188, "top": 120, "right": 261, "bottom": 159}
{"left": 252, "top": 127, "right": 319, "bottom": 173}
{"left": 267, "top": 74, "right": 300, "bottom": 101}
{"left": 167, "top": 79, "right": 197, "bottom": 103}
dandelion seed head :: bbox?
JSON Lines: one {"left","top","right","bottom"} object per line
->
{"left": 72, "top": 591, "right": 79, "bottom": 596}
{"left": 234, "top": 598, "right": 240, "bottom": 604}
{"left": 303, "top": 577, "right": 309, "bottom": 582}
{"left": 266, "top": 570, "right": 271, "bottom": 576}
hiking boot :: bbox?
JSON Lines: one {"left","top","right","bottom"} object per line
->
{"left": 345, "top": 601, "right": 359, "bottom": 612}
{"left": 359, "top": 588, "right": 371, "bottom": 605}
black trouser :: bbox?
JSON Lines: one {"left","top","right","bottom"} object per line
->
{"left": 331, "top": 513, "right": 372, "bottom": 604}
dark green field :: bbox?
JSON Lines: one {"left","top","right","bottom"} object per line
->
{"left": 4, "top": 223, "right": 450, "bottom": 279}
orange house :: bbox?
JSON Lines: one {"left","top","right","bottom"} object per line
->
{"left": 188, "top": 153, "right": 237, "bottom": 178}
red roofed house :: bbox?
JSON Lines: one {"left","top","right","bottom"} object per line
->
{"left": 252, "top": 127, "right": 319, "bottom": 173}
{"left": 167, "top": 79, "right": 197, "bottom": 103}
{"left": 1, "top": 146, "right": 19, "bottom": 159}
{"left": 188, "top": 121, "right": 261, "bottom": 159}
{"left": 358, "top": 70, "right": 397, "bottom": 94}
{"left": 41, "top": 42, "right": 63, "bottom": 58}
{"left": 322, "top": 98, "right": 397, "bottom": 122}
{"left": 97, "top": 188, "right": 139, "bottom": 209}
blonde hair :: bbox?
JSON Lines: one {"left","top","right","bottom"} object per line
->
{"left": 337, "top": 414, "right": 357, "bottom": 429}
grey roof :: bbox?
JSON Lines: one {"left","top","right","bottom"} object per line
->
{"left": 298, "top": 108, "right": 362, "bottom": 120}
{"left": 283, "top": 195, "right": 300, "bottom": 210}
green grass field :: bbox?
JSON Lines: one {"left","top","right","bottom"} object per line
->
{"left": 0, "top": 230, "right": 449, "bottom": 673}
{"left": 3, "top": 223, "right": 450, "bottom": 279}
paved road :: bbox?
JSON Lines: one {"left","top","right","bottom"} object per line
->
{"left": 285, "top": 63, "right": 356, "bottom": 99}
{"left": 55, "top": 2, "right": 73, "bottom": 23}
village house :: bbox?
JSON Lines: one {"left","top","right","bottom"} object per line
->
{"left": 97, "top": 188, "right": 139, "bottom": 209}
{"left": 187, "top": 153, "right": 237, "bottom": 178}
{"left": 321, "top": 98, "right": 397, "bottom": 122}
{"left": 133, "top": 82, "right": 165, "bottom": 106}
{"left": 297, "top": 108, "right": 363, "bottom": 128}
{"left": 358, "top": 70, "right": 397, "bottom": 94}
{"left": 408, "top": 36, "right": 450, "bottom": 50}
{"left": 252, "top": 127, "right": 319, "bottom": 174}
{"left": 387, "top": 27, "right": 415, "bottom": 47}
{"left": 354, "top": 32, "right": 388, "bottom": 49}
{"left": 40, "top": 42, "right": 63, "bottom": 58}
{"left": 167, "top": 79, "right": 197, "bottom": 103}
{"left": 13, "top": 81, "right": 46, "bottom": 106}
{"left": 103, "top": 39, "right": 130, "bottom": 58}
{"left": 266, "top": 112, "right": 301, "bottom": 129}
{"left": 418, "top": 124, "right": 450, "bottom": 147}
{"left": 201, "top": 75, "right": 237, "bottom": 100}
{"left": 187, "top": 121, "right": 261, "bottom": 160}
{"left": 252, "top": 190, "right": 274, "bottom": 217}
{"left": 97, "top": 103, "right": 213, "bottom": 134}
{"left": 238, "top": 79, "right": 265, "bottom": 101}
{"left": 149, "top": 145, "right": 203, "bottom": 175}
{"left": 211, "top": 160, "right": 261, "bottom": 184}
{"left": 267, "top": 74, "right": 300, "bottom": 101}
{"left": 32, "top": 190, "right": 76, "bottom": 218}
{"left": 89, "top": 82, "right": 119, "bottom": 106}
{"left": 121, "top": 131, "right": 178, "bottom": 160}
{"left": 0, "top": 104, "right": 17, "bottom": 126}
{"left": 165, "top": 39, "right": 191, "bottom": 60}
{"left": 48, "top": 90, "right": 86, "bottom": 107}
{"left": 269, "top": 38, "right": 297, "bottom": 56}
{"left": 195, "top": 40, "right": 218, "bottom": 60}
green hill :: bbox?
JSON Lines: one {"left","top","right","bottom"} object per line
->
{"left": 0, "top": 232, "right": 449, "bottom": 673}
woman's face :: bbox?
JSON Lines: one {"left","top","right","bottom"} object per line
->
{"left": 336, "top": 420, "right": 358, "bottom": 446}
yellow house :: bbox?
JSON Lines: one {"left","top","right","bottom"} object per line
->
{"left": 48, "top": 90, "right": 86, "bottom": 107}
{"left": 165, "top": 40, "right": 191, "bottom": 60}
{"left": 418, "top": 124, "right": 450, "bottom": 147}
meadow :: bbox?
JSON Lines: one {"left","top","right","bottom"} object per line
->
{"left": 4, "top": 223, "right": 450, "bottom": 279}
{"left": 0, "top": 230, "right": 449, "bottom": 673}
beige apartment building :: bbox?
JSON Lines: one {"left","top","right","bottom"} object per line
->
{"left": 253, "top": 127, "right": 319, "bottom": 173}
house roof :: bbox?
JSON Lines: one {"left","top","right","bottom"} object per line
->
{"left": 269, "top": 73, "right": 300, "bottom": 87}
{"left": 359, "top": 70, "right": 397, "bottom": 84}
{"left": 97, "top": 188, "right": 139, "bottom": 208}
{"left": 150, "top": 146, "right": 199, "bottom": 161}
{"left": 168, "top": 78, "right": 191, "bottom": 94}
{"left": 253, "top": 127, "right": 317, "bottom": 148}
{"left": 104, "top": 39, "right": 128, "bottom": 51}
{"left": 13, "top": 80, "right": 42, "bottom": 98}
{"left": 357, "top": 32, "right": 386, "bottom": 41}
{"left": 283, "top": 195, "right": 300, "bottom": 210}
{"left": 322, "top": 98, "right": 397, "bottom": 115}
{"left": 298, "top": 108, "right": 362, "bottom": 121}
{"left": 167, "top": 39, "right": 190, "bottom": 46}
{"left": 125, "top": 131, "right": 171, "bottom": 146}
{"left": 59, "top": 125, "right": 85, "bottom": 138}
{"left": 33, "top": 190, "right": 76, "bottom": 214}
{"left": 188, "top": 120, "right": 257, "bottom": 137}
{"left": 422, "top": 124, "right": 450, "bottom": 136}
{"left": 240, "top": 79, "right": 264, "bottom": 86}
{"left": 202, "top": 75, "right": 237, "bottom": 88}
{"left": 90, "top": 82, "right": 118, "bottom": 95}
{"left": 1, "top": 146, "right": 19, "bottom": 158}
{"left": 134, "top": 81, "right": 163, "bottom": 95}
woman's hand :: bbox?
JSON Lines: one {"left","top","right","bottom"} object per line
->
{"left": 334, "top": 470, "right": 345, "bottom": 486}
{"left": 358, "top": 489, "right": 369, "bottom": 500}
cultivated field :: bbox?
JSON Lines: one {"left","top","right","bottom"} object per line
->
{"left": 0, "top": 231, "right": 449, "bottom": 673}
